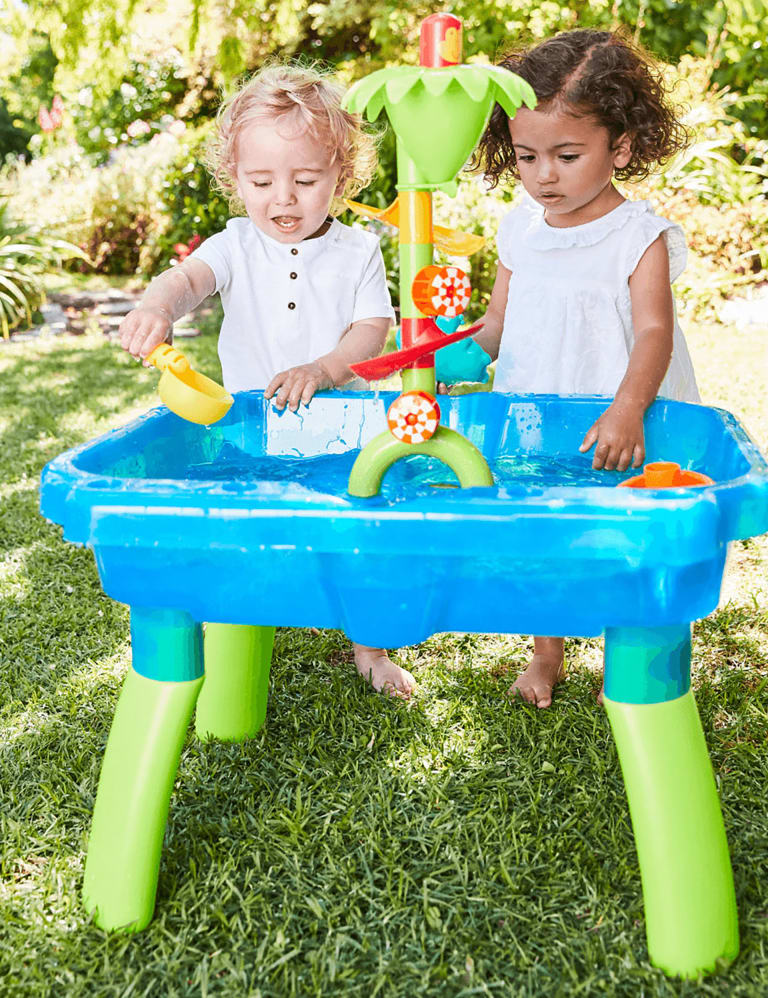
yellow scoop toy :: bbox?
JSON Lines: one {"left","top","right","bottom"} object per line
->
{"left": 146, "top": 343, "right": 233, "bottom": 425}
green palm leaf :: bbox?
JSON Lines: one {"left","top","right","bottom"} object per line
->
{"left": 345, "top": 64, "right": 536, "bottom": 122}
{"left": 421, "top": 72, "right": 456, "bottom": 98}
{"left": 365, "top": 90, "right": 387, "bottom": 122}
{"left": 385, "top": 73, "right": 423, "bottom": 105}
{"left": 344, "top": 63, "right": 536, "bottom": 187}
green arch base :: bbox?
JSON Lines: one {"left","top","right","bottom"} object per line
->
{"left": 347, "top": 425, "right": 493, "bottom": 498}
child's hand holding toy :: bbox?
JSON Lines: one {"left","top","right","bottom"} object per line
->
{"left": 119, "top": 305, "right": 174, "bottom": 366}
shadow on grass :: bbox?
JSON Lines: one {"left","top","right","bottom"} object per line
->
{"left": 0, "top": 517, "right": 128, "bottom": 705}
{"left": 0, "top": 340, "right": 144, "bottom": 711}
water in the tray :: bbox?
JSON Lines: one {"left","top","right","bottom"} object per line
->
{"left": 184, "top": 441, "right": 630, "bottom": 499}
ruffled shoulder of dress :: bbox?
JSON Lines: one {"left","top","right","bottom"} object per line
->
{"left": 496, "top": 199, "right": 529, "bottom": 269}
{"left": 520, "top": 197, "right": 655, "bottom": 251}
{"left": 627, "top": 209, "right": 688, "bottom": 282}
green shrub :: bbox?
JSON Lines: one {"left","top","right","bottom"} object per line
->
{"left": 3, "top": 134, "right": 183, "bottom": 275}
{"left": 3, "top": 125, "right": 231, "bottom": 278}
{"left": 146, "top": 123, "right": 231, "bottom": 270}
{"left": 0, "top": 32, "right": 57, "bottom": 161}
{"left": 0, "top": 198, "right": 87, "bottom": 336}
{"left": 0, "top": 97, "right": 31, "bottom": 161}
{"left": 626, "top": 57, "right": 768, "bottom": 314}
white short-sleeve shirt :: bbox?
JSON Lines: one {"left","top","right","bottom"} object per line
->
{"left": 494, "top": 196, "right": 700, "bottom": 402}
{"left": 189, "top": 217, "right": 394, "bottom": 392}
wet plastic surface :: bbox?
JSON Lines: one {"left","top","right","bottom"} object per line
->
{"left": 40, "top": 391, "right": 768, "bottom": 646}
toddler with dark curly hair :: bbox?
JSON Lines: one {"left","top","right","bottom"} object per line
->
{"left": 467, "top": 29, "right": 699, "bottom": 707}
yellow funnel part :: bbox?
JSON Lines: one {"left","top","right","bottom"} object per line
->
{"left": 146, "top": 343, "right": 233, "bottom": 425}
{"left": 345, "top": 198, "right": 486, "bottom": 256}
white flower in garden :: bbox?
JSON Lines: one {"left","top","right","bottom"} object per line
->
{"left": 126, "top": 119, "right": 151, "bottom": 138}
{"left": 120, "top": 83, "right": 138, "bottom": 99}
{"left": 167, "top": 120, "right": 186, "bottom": 137}
{"left": 77, "top": 87, "right": 93, "bottom": 107}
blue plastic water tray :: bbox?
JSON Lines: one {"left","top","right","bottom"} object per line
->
{"left": 40, "top": 391, "right": 768, "bottom": 646}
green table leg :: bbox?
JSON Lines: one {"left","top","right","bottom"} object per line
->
{"left": 196, "top": 623, "right": 275, "bottom": 742}
{"left": 604, "top": 624, "right": 738, "bottom": 977}
{"left": 82, "top": 608, "right": 204, "bottom": 932}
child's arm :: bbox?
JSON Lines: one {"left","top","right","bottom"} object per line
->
{"left": 579, "top": 236, "right": 674, "bottom": 471}
{"left": 265, "top": 317, "right": 391, "bottom": 411}
{"left": 119, "top": 259, "right": 216, "bottom": 365}
{"left": 468, "top": 263, "right": 510, "bottom": 361}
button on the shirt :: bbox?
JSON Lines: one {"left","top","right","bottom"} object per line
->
{"left": 288, "top": 302, "right": 296, "bottom": 310}
{"left": 291, "top": 248, "right": 298, "bottom": 255}
{"left": 290, "top": 272, "right": 297, "bottom": 279}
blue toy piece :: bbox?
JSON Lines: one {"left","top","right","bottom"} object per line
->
{"left": 434, "top": 315, "right": 490, "bottom": 384}
{"left": 39, "top": 391, "right": 768, "bottom": 976}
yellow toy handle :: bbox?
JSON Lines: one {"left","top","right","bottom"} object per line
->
{"left": 146, "top": 343, "right": 190, "bottom": 376}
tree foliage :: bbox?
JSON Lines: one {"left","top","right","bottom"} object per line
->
{"left": 1, "top": 1, "right": 766, "bottom": 186}
{"left": 3, "top": 0, "right": 767, "bottom": 98}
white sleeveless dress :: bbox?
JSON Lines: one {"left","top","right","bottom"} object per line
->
{"left": 494, "top": 196, "right": 700, "bottom": 402}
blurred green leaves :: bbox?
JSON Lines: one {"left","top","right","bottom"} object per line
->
{"left": 0, "top": 200, "right": 88, "bottom": 337}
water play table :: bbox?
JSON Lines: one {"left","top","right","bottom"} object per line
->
{"left": 40, "top": 390, "right": 768, "bottom": 977}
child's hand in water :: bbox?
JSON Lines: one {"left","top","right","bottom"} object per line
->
{"left": 266, "top": 360, "right": 334, "bottom": 411}
{"left": 579, "top": 399, "right": 645, "bottom": 471}
{"left": 119, "top": 306, "right": 173, "bottom": 366}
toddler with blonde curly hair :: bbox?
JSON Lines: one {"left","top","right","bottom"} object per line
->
{"left": 120, "top": 63, "right": 415, "bottom": 697}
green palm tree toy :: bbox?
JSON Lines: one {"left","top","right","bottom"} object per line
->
{"left": 343, "top": 12, "right": 535, "bottom": 498}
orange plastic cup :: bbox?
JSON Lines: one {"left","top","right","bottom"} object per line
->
{"left": 618, "top": 461, "right": 714, "bottom": 489}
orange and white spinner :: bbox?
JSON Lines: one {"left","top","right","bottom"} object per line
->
{"left": 411, "top": 264, "right": 471, "bottom": 319}
{"left": 387, "top": 391, "right": 441, "bottom": 445}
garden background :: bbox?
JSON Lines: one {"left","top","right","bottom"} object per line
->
{"left": 0, "top": 1, "right": 767, "bottom": 996}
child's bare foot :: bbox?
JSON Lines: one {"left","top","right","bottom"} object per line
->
{"left": 353, "top": 643, "right": 415, "bottom": 699}
{"left": 507, "top": 637, "right": 565, "bottom": 708}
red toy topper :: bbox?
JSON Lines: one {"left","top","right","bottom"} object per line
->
{"left": 618, "top": 461, "right": 714, "bottom": 489}
{"left": 419, "top": 12, "right": 462, "bottom": 67}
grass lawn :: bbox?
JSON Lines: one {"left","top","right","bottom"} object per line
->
{"left": 0, "top": 308, "right": 766, "bottom": 997}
